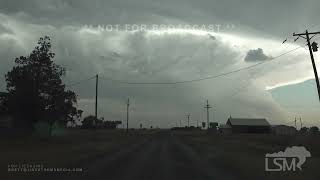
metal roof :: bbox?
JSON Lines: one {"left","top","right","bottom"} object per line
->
{"left": 227, "top": 118, "right": 270, "bottom": 126}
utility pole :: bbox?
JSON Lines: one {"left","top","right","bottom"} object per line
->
{"left": 294, "top": 117, "right": 297, "bottom": 129}
{"left": 300, "top": 117, "right": 302, "bottom": 129}
{"left": 204, "top": 100, "right": 212, "bottom": 130}
{"left": 126, "top": 98, "right": 130, "bottom": 133}
{"left": 187, "top": 114, "right": 190, "bottom": 127}
{"left": 94, "top": 74, "right": 98, "bottom": 127}
{"left": 293, "top": 30, "right": 320, "bottom": 101}
{"left": 197, "top": 118, "right": 199, "bottom": 128}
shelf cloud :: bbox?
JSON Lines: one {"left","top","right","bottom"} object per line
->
{"left": 0, "top": 0, "right": 319, "bottom": 127}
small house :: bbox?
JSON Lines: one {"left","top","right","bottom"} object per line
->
{"left": 226, "top": 117, "right": 271, "bottom": 134}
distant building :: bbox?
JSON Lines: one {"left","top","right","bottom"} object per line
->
{"left": 226, "top": 117, "right": 271, "bottom": 134}
{"left": 209, "top": 122, "right": 219, "bottom": 129}
{"left": 272, "top": 125, "right": 297, "bottom": 136}
{"left": 218, "top": 124, "right": 232, "bottom": 134}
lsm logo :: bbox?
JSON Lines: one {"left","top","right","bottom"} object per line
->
{"left": 265, "top": 146, "right": 311, "bottom": 171}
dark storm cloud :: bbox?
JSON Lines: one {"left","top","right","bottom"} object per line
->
{"left": 0, "top": 15, "right": 288, "bottom": 127}
{"left": 0, "top": 0, "right": 318, "bottom": 127}
{"left": 244, "top": 48, "right": 271, "bottom": 62}
{"left": 0, "top": 0, "right": 319, "bottom": 37}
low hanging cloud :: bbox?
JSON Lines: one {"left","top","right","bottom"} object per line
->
{"left": 0, "top": 2, "right": 319, "bottom": 128}
{"left": 244, "top": 48, "right": 271, "bottom": 62}
{"left": 0, "top": 16, "right": 291, "bottom": 127}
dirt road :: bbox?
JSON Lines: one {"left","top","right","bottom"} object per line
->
{"left": 5, "top": 130, "right": 319, "bottom": 180}
{"left": 54, "top": 130, "right": 237, "bottom": 180}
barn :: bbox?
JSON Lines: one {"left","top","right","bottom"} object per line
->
{"left": 272, "top": 125, "right": 297, "bottom": 136}
{"left": 226, "top": 117, "right": 271, "bottom": 134}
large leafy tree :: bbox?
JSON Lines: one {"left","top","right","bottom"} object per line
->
{"left": 309, "top": 126, "right": 319, "bottom": 135}
{"left": 5, "top": 36, "right": 81, "bottom": 131}
{"left": 0, "top": 92, "right": 8, "bottom": 114}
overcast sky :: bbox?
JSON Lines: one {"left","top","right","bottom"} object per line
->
{"left": 0, "top": 0, "right": 319, "bottom": 128}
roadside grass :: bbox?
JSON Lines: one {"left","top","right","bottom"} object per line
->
{"left": 177, "top": 131, "right": 320, "bottom": 180}
{"left": 1, "top": 129, "right": 156, "bottom": 169}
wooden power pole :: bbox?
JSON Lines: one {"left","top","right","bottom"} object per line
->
{"left": 197, "top": 117, "right": 199, "bottom": 128}
{"left": 94, "top": 74, "right": 98, "bottom": 127}
{"left": 126, "top": 98, "right": 130, "bottom": 133}
{"left": 293, "top": 30, "right": 320, "bottom": 101}
{"left": 204, "top": 100, "right": 212, "bottom": 130}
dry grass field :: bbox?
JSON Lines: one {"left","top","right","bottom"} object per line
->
{"left": 177, "top": 131, "right": 320, "bottom": 180}
{"left": 1, "top": 129, "right": 158, "bottom": 179}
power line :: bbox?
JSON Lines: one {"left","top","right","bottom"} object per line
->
{"left": 205, "top": 79, "right": 250, "bottom": 118}
{"left": 98, "top": 46, "right": 302, "bottom": 85}
{"left": 282, "top": 120, "right": 296, "bottom": 126}
{"left": 65, "top": 76, "right": 96, "bottom": 87}
{"left": 313, "top": 36, "right": 320, "bottom": 41}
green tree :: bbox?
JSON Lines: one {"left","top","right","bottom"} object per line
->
{"left": 4, "top": 36, "right": 81, "bottom": 133}
{"left": 309, "top": 126, "right": 319, "bottom": 135}
{"left": 81, "top": 115, "right": 97, "bottom": 129}
{"left": 0, "top": 92, "right": 9, "bottom": 115}
{"left": 299, "top": 127, "right": 309, "bottom": 135}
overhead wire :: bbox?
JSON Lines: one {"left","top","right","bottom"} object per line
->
{"left": 65, "top": 75, "right": 96, "bottom": 87}
{"left": 98, "top": 46, "right": 302, "bottom": 85}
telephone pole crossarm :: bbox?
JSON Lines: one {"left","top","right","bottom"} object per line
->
{"left": 293, "top": 31, "right": 320, "bottom": 36}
